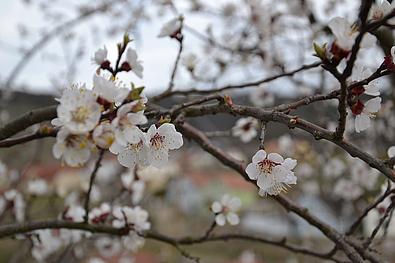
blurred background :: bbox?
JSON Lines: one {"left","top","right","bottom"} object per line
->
{"left": 0, "top": 0, "right": 395, "bottom": 262}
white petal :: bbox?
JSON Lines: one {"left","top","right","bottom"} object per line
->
{"left": 215, "top": 214, "right": 226, "bottom": 226}
{"left": 251, "top": 150, "right": 267, "bottom": 163}
{"left": 245, "top": 163, "right": 259, "bottom": 180}
{"left": 282, "top": 158, "right": 297, "bottom": 170}
{"left": 267, "top": 153, "right": 284, "bottom": 163}
{"left": 109, "top": 141, "right": 124, "bottom": 154}
{"left": 124, "top": 126, "right": 144, "bottom": 144}
{"left": 360, "top": 33, "right": 376, "bottom": 48}
{"left": 364, "top": 97, "right": 381, "bottom": 113}
{"left": 118, "top": 149, "right": 138, "bottom": 168}
{"left": 364, "top": 83, "right": 380, "bottom": 96}
{"left": 148, "top": 148, "right": 169, "bottom": 168}
{"left": 226, "top": 213, "right": 240, "bottom": 226}
{"left": 355, "top": 114, "right": 370, "bottom": 133}
{"left": 211, "top": 201, "right": 222, "bottom": 213}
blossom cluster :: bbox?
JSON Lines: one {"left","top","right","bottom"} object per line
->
{"left": 52, "top": 42, "right": 183, "bottom": 169}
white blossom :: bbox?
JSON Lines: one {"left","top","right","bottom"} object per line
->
{"left": 53, "top": 128, "right": 94, "bottom": 167}
{"left": 56, "top": 86, "right": 101, "bottom": 134}
{"left": 63, "top": 205, "right": 85, "bottom": 222}
{"left": 93, "top": 74, "right": 129, "bottom": 104}
{"left": 89, "top": 203, "right": 111, "bottom": 224}
{"left": 370, "top": 0, "right": 395, "bottom": 21}
{"left": 92, "top": 46, "right": 108, "bottom": 65}
{"left": 246, "top": 150, "right": 297, "bottom": 196}
{"left": 328, "top": 17, "right": 376, "bottom": 51}
{"left": 211, "top": 194, "right": 241, "bottom": 226}
{"left": 145, "top": 123, "right": 183, "bottom": 168}
{"left": 182, "top": 53, "right": 197, "bottom": 71}
{"left": 232, "top": 117, "right": 258, "bottom": 143}
{"left": 122, "top": 232, "right": 145, "bottom": 252}
{"left": 112, "top": 206, "right": 151, "bottom": 232}
{"left": 334, "top": 179, "right": 363, "bottom": 200}
{"left": 353, "top": 97, "right": 382, "bottom": 133}
{"left": 93, "top": 122, "right": 115, "bottom": 149}
{"left": 95, "top": 237, "right": 121, "bottom": 257}
{"left": 31, "top": 229, "right": 63, "bottom": 262}
{"left": 110, "top": 128, "right": 149, "bottom": 168}
{"left": 349, "top": 65, "right": 380, "bottom": 96}
{"left": 111, "top": 101, "right": 147, "bottom": 146}
{"left": 121, "top": 171, "right": 145, "bottom": 204}
{"left": 4, "top": 190, "right": 25, "bottom": 222}
{"left": 124, "top": 48, "right": 144, "bottom": 78}
{"left": 27, "top": 178, "right": 49, "bottom": 196}
{"left": 158, "top": 16, "right": 182, "bottom": 38}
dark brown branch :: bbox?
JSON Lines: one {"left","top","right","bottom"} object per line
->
{"left": 0, "top": 105, "right": 57, "bottom": 141}
{"left": 83, "top": 150, "right": 105, "bottom": 222}
{"left": 177, "top": 122, "right": 364, "bottom": 262}
{"left": 347, "top": 182, "right": 394, "bottom": 235}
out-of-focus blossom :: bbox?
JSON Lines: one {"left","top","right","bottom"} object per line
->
{"left": 89, "top": 203, "right": 111, "bottom": 224}
{"left": 112, "top": 206, "right": 150, "bottom": 232}
{"left": 211, "top": 194, "right": 241, "bottom": 226}
{"left": 232, "top": 117, "right": 258, "bottom": 143}
{"left": 92, "top": 46, "right": 108, "bottom": 66}
{"left": 27, "top": 178, "right": 49, "bottom": 196}
{"left": 158, "top": 16, "right": 182, "bottom": 38}
{"left": 121, "top": 48, "right": 144, "bottom": 78}
{"left": 121, "top": 171, "right": 145, "bottom": 204}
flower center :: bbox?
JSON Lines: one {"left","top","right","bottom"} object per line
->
{"left": 71, "top": 106, "right": 90, "bottom": 123}
{"left": 258, "top": 159, "right": 276, "bottom": 174}
{"left": 242, "top": 122, "right": 252, "bottom": 131}
{"left": 150, "top": 133, "right": 165, "bottom": 150}
{"left": 351, "top": 100, "right": 364, "bottom": 115}
{"left": 127, "top": 140, "right": 143, "bottom": 152}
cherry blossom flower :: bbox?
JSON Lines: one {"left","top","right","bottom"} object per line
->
{"left": 249, "top": 89, "right": 274, "bottom": 107}
{"left": 53, "top": 128, "right": 94, "bottom": 167}
{"left": 112, "top": 206, "right": 151, "bottom": 232}
{"left": 349, "top": 65, "right": 380, "bottom": 96}
{"left": 328, "top": 17, "right": 376, "bottom": 53}
{"left": 352, "top": 97, "right": 382, "bottom": 133}
{"left": 120, "top": 48, "right": 144, "bottom": 78}
{"left": 56, "top": 86, "right": 101, "bottom": 134}
{"left": 334, "top": 179, "right": 363, "bottom": 200}
{"left": 95, "top": 237, "right": 121, "bottom": 257}
{"left": 89, "top": 203, "right": 111, "bottom": 224}
{"left": 122, "top": 232, "right": 146, "bottom": 252}
{"left": 93, "top": 122, "right": 115, "bottom": 149}
{"left": 111, "top": 101, "right": 147, "bottom": 146}
{"left": 145, "top": 123, "right": 183, "bottom": 168}
{"left": 110, "top": 128, "right": 149, "bottom": 168}
{"left": 31, "top": 229, "right": 63, "bottom": 262}
{"left": 92, "top": 46, "right": 108, "bottom": 67}
{"left": 63, "top": 205, "right": 85, "bottom": 222}
{"left": 3, "top": 190, "right": 25, "bottom": 222}
{"left": 121, "top": 171, "right": 145, "bottom": 204}
{"left": 246, "top": 150, "right": 297, "bottom": 196}
{"left": 211, "top": 194, "right": 241, "bottom": 226}
{"left": 369, "top": 0, "right": 395, "bottom": 21}
{"left": 27, "top": 178, "right": 49, "bottom": 196}
{"left": 158, "top": 16, "right": 182, "bottom": 38}
{"left": 182, "top": 53, "right": 197, "bottom": 71}
{"left": 93, "top": 74, "right": 129, "bottom": 104}
{"left": 232, "top": 117, "right": 258, "bottom": 143}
